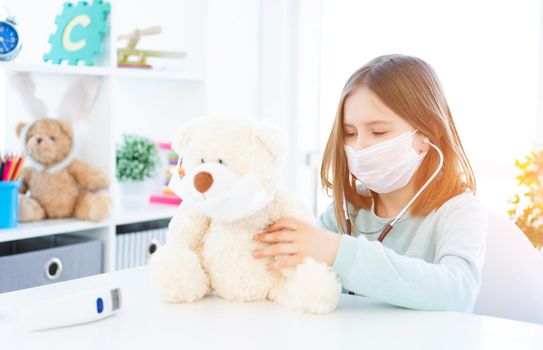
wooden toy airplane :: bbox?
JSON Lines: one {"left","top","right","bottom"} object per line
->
{"left": 116, "top": 26, "right": 186, "bottom": 68}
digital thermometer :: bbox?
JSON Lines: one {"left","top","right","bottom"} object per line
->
{"left": 21, "top": 285, "right": 122, "bottom": 331}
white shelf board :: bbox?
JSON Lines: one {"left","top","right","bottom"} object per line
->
{"left": 0, "top": 62, "right": 204, "bottom": 81}
{"left": 0, "top": 203, "right": 177, "bottom": 243}
{"left": 0, "top": 62, "right": 111, "bottom": 76}
{"left": 114, "top": 202, "right": 177, "bottom": 226}
{"left": 0, "top": 219, "right": 110, "bottom": 243}
{"left": 112, "top": 67, "right": 204, "bottom": 81}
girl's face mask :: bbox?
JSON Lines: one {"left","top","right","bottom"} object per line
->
{"left": 168, "top": 131, "right": 274, "bottom": 222}
{"left": 344, "top": 129, "right": 427, "bottom": 193}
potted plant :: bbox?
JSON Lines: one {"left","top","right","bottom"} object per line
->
{"left": 507, "top": 149, "right": 543, "bottom": 250}
{"left": 116, "top": 134, "right": 160, "bottom": 207}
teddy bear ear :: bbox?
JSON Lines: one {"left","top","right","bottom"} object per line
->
{"left": 56, "top": 119, "right": 74, "bottom": 139}
{"left": 15, "top": 122, "right": 27, "bottom": 137}
{"left": 253, "top": 122, "right": 286, "bottom": 167}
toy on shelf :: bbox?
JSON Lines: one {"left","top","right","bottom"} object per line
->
{"left": 44, "top": 1, "right": 110, "bottom": 66}
{"left": 0, "top": 6, "right": 22, "bottom": 61}
{"left": 11, "top": 72, "right": 111, "bottom": 222}
{"left": 149, "top": 142, "right": 182, "bottom": 206}
{"left": 116, "top": 26, "right": 186, "bottom": 69}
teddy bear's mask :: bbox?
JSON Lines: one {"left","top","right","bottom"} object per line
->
{"left": 168, "top": 140, "right": 274, "bottom": 222}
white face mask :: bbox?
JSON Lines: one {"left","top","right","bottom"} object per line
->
{"left": 344, "top": 130, "right": 427, "bottom": 193}
{"left": 168, "top": 133, "right": 274, "bottom": 222}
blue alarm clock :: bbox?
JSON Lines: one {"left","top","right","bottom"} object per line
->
{"left": 0, "top": 16, "right": 21, "bottom": 61}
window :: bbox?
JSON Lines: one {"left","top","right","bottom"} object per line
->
{"left": 317, "top": 0, "right": 541, "bottom": 215}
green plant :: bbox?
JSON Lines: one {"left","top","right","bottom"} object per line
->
{"left": 116, "top": 134, "right": 159, "bottom": 182}
{"left": 507, "top": 149, "right": 543, "bottom": 250}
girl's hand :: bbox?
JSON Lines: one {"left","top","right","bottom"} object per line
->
{"left": 252, "top": 218, "right": 341, "bottom": 271}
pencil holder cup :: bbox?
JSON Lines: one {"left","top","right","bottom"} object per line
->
{"left": 0, "top": 181, "right": 20, "bottom": 229}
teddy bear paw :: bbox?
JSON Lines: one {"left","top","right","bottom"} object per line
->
{"left": 149, "top": 244, "right": 210, "bottom": 303}
{"left": 276, "top": 258, "right": 341, "bottom": 314}
{"left": 18, "top": 195, "right": 46, "bottom": 222}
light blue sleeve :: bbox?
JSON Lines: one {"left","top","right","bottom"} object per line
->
{"left": 331, "top": 198, "right": 487, "bottom": 312}
{"left": 317, "top": 202, "right": 351, "bottom": 295}
{"left": 317, "top": 202, "right": 340, "bottom": 233}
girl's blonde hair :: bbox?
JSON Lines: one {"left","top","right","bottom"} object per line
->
{"left": 320, "top": 54, "right": 475, "bottom": 232}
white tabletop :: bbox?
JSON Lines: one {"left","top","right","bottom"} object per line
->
{"left": 0, "top": 266, "right": 542, "bottom": 350}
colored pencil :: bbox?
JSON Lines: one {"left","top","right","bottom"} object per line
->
{"left": 2, "top": 158, "right": 12, "bottom": 181}
{"left": 0, "top": 156, "right": 4, "bottom": 180}
{"left": 6, "top": 156, "right": 17, "bottom": 180}
{"left": 10, "top": 156, "right": 24, "bottom": 181}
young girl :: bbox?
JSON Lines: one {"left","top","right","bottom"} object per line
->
{"left": 252, "top": 54, "right": 487, "bottom": 312}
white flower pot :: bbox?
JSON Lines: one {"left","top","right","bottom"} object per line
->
{"left": 115, "top": 178, "right": 158, "bottom": 210}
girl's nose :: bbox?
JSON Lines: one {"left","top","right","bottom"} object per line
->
{"left": 354, "top": 136, "right": 370, "bottom": 151}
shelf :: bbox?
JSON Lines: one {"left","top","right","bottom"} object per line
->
{"left": 0, "top": 203, "right": 177, "bottom": 243}
{"left": 114, "top": 202, "right": 178, "bottom": 226}
{"left": 112, "top": 68, "right": 204, "bottom": 81}
{"left": 0, "top": 62, "right": 204, "bottom": 81}
{"left": 0, "top": 62, "right": 111, "bottom": 76}
{"left": 0, "top": 219, "right": 110, "bottom": 243}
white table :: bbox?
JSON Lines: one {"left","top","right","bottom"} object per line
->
{"left": 1, "top": 267, "right": 542, "bottom": 350}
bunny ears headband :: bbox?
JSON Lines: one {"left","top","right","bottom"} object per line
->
{"left": 10, "top": 72, "right": 102, "bottom": 122}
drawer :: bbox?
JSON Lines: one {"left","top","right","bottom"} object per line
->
{"left": 0, "top": 234, "right": 103, "bottom": 293}
{"left": 116, "top": 219, "right": 168, "bottom": 270}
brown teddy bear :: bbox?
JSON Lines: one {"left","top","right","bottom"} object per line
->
{"left": 10, "top": 72, "right": 111, "bottom": 222}
{"left": 16, "top": 119, "right": 111, "bottom": 222}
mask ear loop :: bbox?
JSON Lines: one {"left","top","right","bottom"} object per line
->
{"left": 172, "top": 138, "right": 188, "bottom": 177}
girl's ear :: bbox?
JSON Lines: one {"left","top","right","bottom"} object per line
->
{"left": 57, "top": 76, "right": 102, "bottom": 122}
{"left": 253, "top": 122, "right": 286, "bottom": 167}
{"left": 419, "top": 136, "right": 431, "bottom": 153}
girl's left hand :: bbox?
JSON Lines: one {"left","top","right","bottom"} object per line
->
{"left": 252, "top": 218, "right": 341, "bottom": 271}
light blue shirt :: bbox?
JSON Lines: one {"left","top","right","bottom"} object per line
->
{"left": 318, "top": 192, "right": 487, "bottom": 312}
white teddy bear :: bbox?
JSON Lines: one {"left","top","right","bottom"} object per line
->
{"left": 149, "top": 118, "right": 341, "bottom": 314}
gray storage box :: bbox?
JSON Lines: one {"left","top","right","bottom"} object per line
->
{"left": 116, "top": 219, "right": 168, "bottom": 270}
{"left": 0, "top": 234, "right": 103, "bottom": 293}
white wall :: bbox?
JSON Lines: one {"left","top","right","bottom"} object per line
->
{"left": 258, "top": 0, "right": 323, "bottom": 212}
{"left": 317, "top": 0, "right": 541, "bottom": 215}
{"left": 537, "top": 0, "right": 543, "bottom": 147}
{"left": 204, "top": 0, "right": 260, "bottom": 117}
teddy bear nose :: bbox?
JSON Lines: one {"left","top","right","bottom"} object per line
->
{"left": 194, "top": 172, "right": 213, "bottom": 193}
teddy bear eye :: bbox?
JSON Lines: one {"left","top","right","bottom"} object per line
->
{"left": 49, "top": 136, "right": 55, "bottom": 142}
{"left": 218, "top": 159, "right": 224, "bottom": 164}
{"left": 200, "top": 158, "right": 205, "bottom": 164}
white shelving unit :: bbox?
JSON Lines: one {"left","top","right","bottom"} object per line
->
{"left": 0, "top": 62, "right": 205, "bottom": 81}
{"left": 0, "top": 0, "right": 269, "bottom": 273}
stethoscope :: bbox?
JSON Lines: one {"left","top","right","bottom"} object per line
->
{"left": 342, "top": 137, "right": 444, "bottom": 243}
